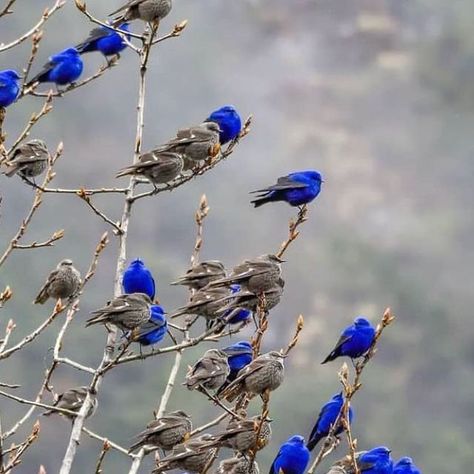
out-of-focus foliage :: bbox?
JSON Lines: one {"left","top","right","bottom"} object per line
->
{"left": 0, "top": 0, "right": 472, "bottom": 472}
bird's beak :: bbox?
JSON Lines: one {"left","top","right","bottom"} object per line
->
{"left": 279, "top": 353, "right": 288, "bottom": 358}
{"left": 276, "top": 257, "right": 286, "bottom": 263}
{"left": 266, "top": 417, "right": 273, "bottom": 422}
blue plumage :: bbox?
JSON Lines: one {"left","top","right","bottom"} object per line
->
{"left": 307, "top": 392, "right": 354, "bottom": 451}
{"left": 394, "top": 457, "right": 421, "bottom": 474}
{"left": 76, "top": 24, "right": 130, "bottom": 56}
{"left": 358, "top": 446, "right": 393, "bottom": 474}
{"left": 130, "top": 305, "right": 167, "bottom": 346}
{"left": 28, "top": 48, "right": 83, "bottom": 86}
{"left": 322, "top": 317, "right": 375, "bottom": 364}
{"left": 222, "top": 340, "right": 253, "bottom": 380}
{"left": 269, "top": 435, "right": 310, "bottom": 474}
{"left": 0, "top": 70, "right": 21, "bottom": 108}
{"left": 206, "top": 105, "right": 242, "bottom": 144}
{"left": 251, "top": 170, "right": 323, "bottom": 208}
{"left": 122, "top": 258, "right": 156, "bottom": 300}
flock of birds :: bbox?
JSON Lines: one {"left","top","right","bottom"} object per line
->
{"left": 1, "top": 0, "right": 421, "bottom": 473}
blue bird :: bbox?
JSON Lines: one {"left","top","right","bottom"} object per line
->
{"left": 269, "top": 435, "right": 310, "bottom": 474}
{"left": 27, "top": 48, "right": 83, "bottom": 87}
{"left": 250, "top": 170, "right": 323, "bottom": 208}
{"left": 307, "top": 392, "right": 353, "bottom": 451}
{"left": 75, "top": 23, "right": 130, "bottom": 57}
{"left": 129, "top": 305, "right": 167, "bottom": 346}
{"left": 393, "top": 457, "right": 421, "bottom": 474}
{"left": 122, "top": 258, "right": 156, "bottom": 300}
{"left": 222, "top": 340, "right": 253, "bottom": 380}
{"left": 226, "top": 284, "right": 252, "bottom": 324}
{"left": 357, "top": 447, "right": 393, "bottom": 474}
{"left": 0, "top": 70, "right": 21, "bottom": 108}
{"left": 205, "top": 105, "right": 242, "bottom": 144}
{"left": 322, "top": 317, "right": 375, "bottom": 364}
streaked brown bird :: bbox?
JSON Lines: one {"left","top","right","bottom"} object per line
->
{"left": 170, "top": 286, "right": 230, "bottom": 326}
{"left": 209, "top": 254, "right": 283, "bottom": 294}
{"left": 185, "top": 349, "right": 230, "bottom": 391}
{"left": 34, "top": 259, "right": 82, "bottom": 305}
{"left": 204, "top": 415, "right": 272, "bottom": 453}
{"left": 110, "top": 0, "right": 172, "bottom": 25}
{"left": 157, "top": 122, "right": 221, "bottom": 169}
{"left": 215, "top": 455, "right": 260, "bottom": 474}
{"left": 153, "top": 435, "right": 217, "bottom": 473}
{"left": 116, "top": 150, "right": 183, "bottom": 185}
{"left": 86, "top": 293, "right": 152, "bottom": 331}
{"left": 171, "top": 260, "right": 226, "bottom": 290}
{"left": 218, "top": 351, "right": 285, "bottom": 402}
{"left": 3, "top": 139, "right": 49, "bottom": 178}
{"left": 129, "top": 410, "right": 192, "bottom": 452}
{"left": 43, "top": 386, "right": 97, "bottom": 419}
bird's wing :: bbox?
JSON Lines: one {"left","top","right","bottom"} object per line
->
{"left": 223, "top": 345, "right": 253, "bottom": 357}
{"left": 75, "top": 27, "right": 107, "bottom": 51}
{"left": 329, "top": 334, "right": 352, "bottom": 355}
{"left": 91, "top": 297, "right": 134, "bottom": 315}
{"left": 28, "top": 59, "right": 55, "bottom": 84}
{"left": 109, "top": 0, "right": 143, "bottom": 16}
{"left": 226, "top": 357, "right": 267, "bottom": 386}
{"left": 58, "top": 387, "right": 87, "bottom": 410}
{"left": 130, "top": 318, "right": 165, "bottom": 340}
{"left": 250, "top": 176, "right": 309, "bottom": 194}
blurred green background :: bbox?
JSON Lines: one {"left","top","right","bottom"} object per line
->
{"left": 1, "top": 0, "right": 473, "bottom": 472}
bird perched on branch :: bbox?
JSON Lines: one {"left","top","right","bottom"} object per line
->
{"left": 322, "top": 317, "right": 375, "bottom": 364}
{"left": 86, "top": 293, "right": 152, "bottom": 331}
{"left": 251, "top": 170, "right": 323, "bottom": 208}
{"left": 269, "top": 435, "right": 310, "bottom": 474}
{"left": 170, "top": 286, "right": 230, "bottom": 325}
{"left": 27, "top": 48, "right": 83, "bottom": 87}
{"left": 393, "top": 457, "right": 421, "bottom": 474}
{"left": 0, "top": 69, "right": 20, "bottom": 108}
{"left": 171, "top": 260, "right": 226, "bottom": 290}
{"left": 205, "top": 105, "right": 242, "bottom": 145}
{"left": 185, "top": 349, "right": 230, "bottom": 391}
{"left": 116, "top": 150, "right": 183, "bottom": 185}
{"left": 216, "top": 279, "right": 285, "bottom": 318}
{"left": 3, "top": 139, "right": 49, "bottom": 178}
{"left": 215, "top": 455, "right": 260, "bottom": 474}
{"left": 129, "top": 410, "right": 192, "bottom": 452}
{"left": 110, "top": 0, "right": 172, "bottom": 26}
{"left": 204, "top": 415, "right": 272, "bottom": 453}
{"left": 157, "top": 122, "right": 221, "bottom": 169}
{"left": 122, "top": 258, "right": 156, "bottom": 300}
{"left": 334, "top": 446, "right": 393, "bottom": 474}
{"left": 307, "top": 392, "right": 354, "bottom": 452}
{"left": 34, "top": 259, "right": 82, "bottom": 305}
{"left": 129, "top": 304, "right": 167, "bottom": 346}
{"left": 209, "top": 254, "right": 283, "bottom": 294}
{"left": 43, "top": 386, "right": 97, "bottom": 419}
{"left": 75, "top": 23, "right": 130, "bottom": 57}
{"left": 219, "top": 351, "right": 285, "bottom": 402}
{"left": 153, "top": 435, "right": 217, "bottom": 473}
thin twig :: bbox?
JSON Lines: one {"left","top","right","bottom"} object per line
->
{"left": 0, "top": 0, "right": 65, "bottom": 52}
{"left": 276, "top": 205, "right": 309, "bottom": 259}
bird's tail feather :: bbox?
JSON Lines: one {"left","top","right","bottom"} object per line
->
{"left": 251, "top": 196, "right": 273, "bottom": 208}
{"left": 321, "top": 351, "right": 337, "bottom": 364}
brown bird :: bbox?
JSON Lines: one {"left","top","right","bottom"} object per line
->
{"left": 34, "top": 259, "right": 82, "bottom": 305}
{"left": 129, "top": 410, "right": 192, "bottom": 452}
{"left": 43, "top": 386, "right": 97, "bottom": 419}
{"left": 218, "top": 351, "right": 285, "bottom": 402}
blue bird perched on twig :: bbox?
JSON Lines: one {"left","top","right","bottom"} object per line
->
{"left": 322, "top": 317, "right": 375, "bottom": 364}
{"left": 393, "top": 457, "right": 421, "bottom": 474}
{"left": 307, "top": 392, "right": 354, "bottom": 452}
{"left": 0, "top": 70, "right": 21, "bottom": 108}
{"left": 75, "top": 23, "right": 130, "bottom": 57}
{"left": 205, "top": 105, "right": 242, "bottom": 145}
{"left": 269, "top": 435, "right": 310, "bottom": 474}
{"left": 356, "top": 447, "right": 393, "bottom": 474}
{"left": 250, "top": 170, "right": 323, "bottom": 208}
{"left": 129, "top": 304, "right": 167, "bottom": 346}
{"left": 122, "top": 258, "right": 156, "bottom": 300}
{"left": 27, "top": 48, "right": 83, "bottom": 87}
